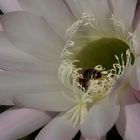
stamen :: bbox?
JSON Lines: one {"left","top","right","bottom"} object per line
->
{"left": 110, "top": 15, "right": 136, "bottom": 56}
{"left": 65, "top": 93, "right": 92, "bottom": 127}
{"left": 65, "top": 13, "right": 97, "bottom": 40}
{"left": 110, "top": 14, "right": 126, "bottom": 38}
{"left": 59, "top": 49, "right": 131, "bottom": 126}
{"left": 58, "top": 13, "right": 135, "bottom": 126}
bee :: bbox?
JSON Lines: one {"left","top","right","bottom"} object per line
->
{"left": 79, "top": 68, "right": 102, "bottom": 90}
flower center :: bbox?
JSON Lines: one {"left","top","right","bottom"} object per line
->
{"left": 58, "top": 13, "right": 136, "bottom": 126}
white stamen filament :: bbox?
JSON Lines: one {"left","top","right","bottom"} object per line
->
{"left": 58, "top": 13, "right": 135, "bottom": 126}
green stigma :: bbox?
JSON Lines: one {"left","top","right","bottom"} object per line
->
{"left": 73, "top": 38, "right": 134, "bottom": 70}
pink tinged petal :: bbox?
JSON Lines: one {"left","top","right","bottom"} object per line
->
{"left": 80, "top": 137, "right": 97, "bottom": 140}
{"left": 0, "top": 108, "right": 51, "bottom": 140}
{"left": 80, "top": 136, "right": 106, "bottom": 140}
{"left": 134, "top": 19, "right": 140, "bottom": 55}
{"left": 1, "top": 11, "right": 64, "bottom": 63}
{"left": 0, "top": 31, "right": 58, "bottom": 72}
{"left": 110, "top": 0, "right": 137, "bottom": 31}
{"left": 128, "top": 57, "right": 140, "bottom": 101}
{"left": 116, "top": 87, "right": 140, "bottom": 140}
{"left": 81, "top": 97, "right": 120, "bottom": 139}
{"left": 18, "top": 0, "right": 75, "bottom": 38}
{"left": 130, "top": 87, "right": 140, "bottom": 102}
{"left": 35, "top": 114, "right": 79, "bottom": 140}
{"left": 129, "top": 66, "right": 138, "bottom": 90}
{"left": 0, "top": 71, "right": 65, "bottom": 105}
{"left": 0, "top": 0, "right": 21, "bottom": 12}
{"left": 15, "top": 91, "right": 75, "bottom": 111}
{"left": 129, "top": 56, "right": 140, "bottom": 90}
{"left": 132, "top": 5, "right": 140, "bottom": 31}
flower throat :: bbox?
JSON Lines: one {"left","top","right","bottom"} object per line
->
{"left": 58, "top": 13, "right": 136, "bottom": 126}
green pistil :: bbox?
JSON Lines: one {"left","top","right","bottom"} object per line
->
{"left": 74, "top": 38, "right": 134, "bottom": 70}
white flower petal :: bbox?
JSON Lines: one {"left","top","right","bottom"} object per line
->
{"left": 134, "top": 19, "right": 140, "bottom": 55}
{"left": 0, "top": 24, "right": 3, "bottom": 31}
{"left": 111, "top": 0, "right": 137, "bottom": 31}
{"left": 65, "top": 0, "right": 112, "bottom": 28}
{"left": 0, "top": 71, "right": 65, "bottom": 105}
{"left": 116, "top": 87, "right": 140, "bottom": 140}
{"left": 129, "top": 56, "right": 140, "bottom": 90}
{"left": 129, "top": 62, "right": 140, "bottom": 102}
{"left": 81, "top": 97, "right": 120, "bottom": 139}
{"left": 132, "top": 4, "right": 140, "bottom": 31}
{"left": 0, "top": 0, "right": 21, "bottom": 12}
{"left": 130, "top": 88, "right": 140, "bottom": 102}
{"left": 0, "top": 108, "right": 51, "bottom": 140}
{"left": 107, "top": 0, "right": 113, "bottom": 12}
{"left": 135, "top": 57, "right": 140, "bottom": 89}
{"left": 18, "top": 0, "right": 75, "bottom": 38}
{"left": 15, "top": 91, "right": 75, "bottom": 111}
{"left": 1, "top": 11, "right": 63, "bottom": 62}
{"left": 35, "top": 114, "right": 79, "bottom": 140}
{"left": 0, "top": 31, "right": 58, "bottom": 72}
{"left": 64, "top": 0, "right": 81, "bottom": 18}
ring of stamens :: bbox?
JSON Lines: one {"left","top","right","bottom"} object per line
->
{"left": 58, "top": 13, "right": 136, "bottom": 126}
